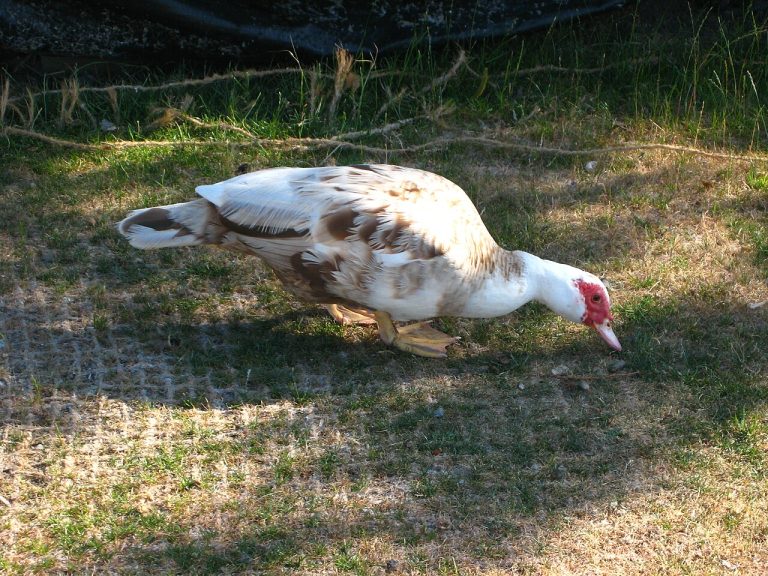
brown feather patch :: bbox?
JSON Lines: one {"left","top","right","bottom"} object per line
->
{"left": 498, "top": 250, "right": 524, "bottom": 279}
{"left": 350, "top": 164, "right": 378, "bottom": 173}
{"left": 127, "top": 207, "right": 183, "bottom": 232}
{"left": 356, "top": 211, "right": 444, "bottom": 260}
{"left": 290, "top": 252, "right": 340, "bottom": 299}
{"left": 382, "top": 216, "right": 408, "bottom": 246}
{"left": 219, "top": 213, "right": 306, "bottom": 239}
{"left": 324, "top": 208, "right": 359, "bottom": 240}
{"left": 357, "top": 216, "right": 379, "bottom": 243}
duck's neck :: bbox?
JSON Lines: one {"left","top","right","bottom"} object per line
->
{"left": 460, "top": 250, "right": 582, "bottom": 319}
{"left": 525, "top": 252, "right": 586, "bottom": 318}
{"left": 460, "top": 250, "right": 540, "bottom": 318}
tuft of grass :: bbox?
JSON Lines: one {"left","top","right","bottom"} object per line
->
{"left": 334, "top": 542, "right": 368, "bottom": 574}
{"left": 273, "top": 451, "right": 296, "bottom": 484}
{"left": 746, "top": 166, "right": 768, "bottom": 191}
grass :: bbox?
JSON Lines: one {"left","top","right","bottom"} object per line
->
{"left": 1, "top": 1, "right": 768, "bottom": 574}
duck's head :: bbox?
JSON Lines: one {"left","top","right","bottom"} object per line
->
{"left": 538, "top": 264, "right": 622, "bottom": 352}
{"left": 573, "top": 276, "right": 621, "bottom": 351}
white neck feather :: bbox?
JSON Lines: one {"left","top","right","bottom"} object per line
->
{"left": 527, "top": 253, "right": 587, "bottom": 322}
{"left": 461, "top": 251, "right": 584, "bottom": 320}
{"left": 460, "top": 251, "right": 535, "bottom": 318}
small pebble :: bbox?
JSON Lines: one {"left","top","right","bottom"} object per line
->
{"left": 517, "top": 382, "right": 525, "bottom": 390}
{"left": 585, "top": 160, "right": 598, "bottom": 172}
{"left": 577, "top": 381, "right": 590, "bottom": 391}
{"left": 99, "top": 119, "right": 117, "bottom": 132}
{"left": 551, "top": 364, "right": 570, "bottom": 376}
{"left": 433, "top": 406, "right": 445, "bottom": 418}
{"left": 385, "top": 559, "right": 400, "bottom": 573}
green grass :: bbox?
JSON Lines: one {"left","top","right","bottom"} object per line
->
{"left": 1, "top": 2, "right": 768, "bottom": 574}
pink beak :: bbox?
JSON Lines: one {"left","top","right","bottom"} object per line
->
{"left": 594, "top": 319, "right": 622, "bottom": 351}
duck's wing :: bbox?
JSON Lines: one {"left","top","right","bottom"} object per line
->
{"left": 196, "top": 167, "right": 319, "bottom": 241}
{"left": 298, "top": 164, "right": 500, "bottom": 271}
{"left": 195, "top": 165, "right": 501, "bottom": 305}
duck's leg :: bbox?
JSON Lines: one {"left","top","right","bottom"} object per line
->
{"left": 325, "top": 304, "right": 377, "bottom": 325}
{"left": 374, "top": 311, "right": 458, "bottom": 358}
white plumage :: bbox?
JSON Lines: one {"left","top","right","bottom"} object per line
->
{"left": 119, "top": 164, "right": 621, "bottom": 357}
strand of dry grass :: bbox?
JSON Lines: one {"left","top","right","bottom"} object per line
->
{"left": 18, "top": 90, "right": 30, "bottom": 126}
{"left": 156, "top": 109, "right": 435, "bottom": 141}
{"left": 328, "top": 48, "right": 356, "bottom": 123}
{"left": 5, "top": 125, "right": 768, "bottom": 163}
{"left": 375, "top": 49, "right": 467, "bottom": 118}
{"left": 460, "top": 57, "right": 663, "bottom": 95}
{"left": 173, "top": 112, "right": 256, "bottom": 138}
{"left": 0, "top": 77, "right": 8, "bottom": 125}
{"left": 553, "top": 372, "right": 640, "bottom": 381}
{"left": 513, "top": 58, "right": 660, "bottom": 76}
{"left": 4, "top": 67, "right": 315, "bottom": 106}
{"left": 58, "top": 78, "right": 79, "bottom": 126}
{"left": 412, "top": 135, "right": 768, "bottom": 162}
{"left": 8, "top": 101, "right": 445, "bottom": 147}
{"left": 2, "top": 127, "right": 106, "bottom": 150}
{"left": 0, "top": 126, "right": 403, "bottom": 154}
{"left": 332, "top": 115, "right": 423, "bottom": 140}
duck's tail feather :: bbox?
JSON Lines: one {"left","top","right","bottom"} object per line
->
{"left": 117, "top": 199, "right": 221, "bottom": 249}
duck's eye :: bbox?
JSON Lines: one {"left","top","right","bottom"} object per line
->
{"left": 591, "top": 294, "right": 602, "bottom": 303}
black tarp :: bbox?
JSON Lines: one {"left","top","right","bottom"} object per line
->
{"left": 1, "top": 0, "right": 626, "bottom": 63}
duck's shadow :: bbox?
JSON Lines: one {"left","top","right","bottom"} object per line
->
{"left": 114, "top": 305, "right": 612, "bottom": 406}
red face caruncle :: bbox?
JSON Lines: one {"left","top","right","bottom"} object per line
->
{"left": 574, "top": 279, "right": 613, "bottom": 327}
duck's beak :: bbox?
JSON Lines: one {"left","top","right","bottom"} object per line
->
{"left": 594, "top": 319, "right": 622, "bottom": 351}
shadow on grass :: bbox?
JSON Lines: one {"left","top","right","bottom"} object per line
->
{"left": 2, "top": 276, "right": 766, "bottom": 572}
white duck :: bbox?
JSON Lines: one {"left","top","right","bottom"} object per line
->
{"left": 118, "top": 164, "right": 621, "bottom": 357}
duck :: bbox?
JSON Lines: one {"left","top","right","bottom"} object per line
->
{"left": 118, "top": 164, "right": 621, "bottom": 357}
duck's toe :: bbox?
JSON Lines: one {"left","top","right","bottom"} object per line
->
{"left": 325, "top": 304, "right": 378, "bottom": 325}
{"left": 374, "top": 313, "right": 458, "bottom": 358}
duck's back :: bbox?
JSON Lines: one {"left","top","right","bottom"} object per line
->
{"left": 198, "top": 165, "right": 492, "bottom": 249}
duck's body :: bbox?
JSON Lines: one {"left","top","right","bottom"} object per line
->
{"left": 119, "top": 164, "right": 621, "bottom": 357}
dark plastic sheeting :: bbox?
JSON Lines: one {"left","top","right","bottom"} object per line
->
{"left": 1, "top": 0, "right": 626, "bottom": 61}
